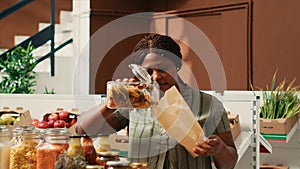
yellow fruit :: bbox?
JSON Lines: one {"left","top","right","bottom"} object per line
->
{"left": 1, "top": 114, "right": 12, "bottom": 125}
{"left": 0, "top": 118, "right": 4, "bottom": 125}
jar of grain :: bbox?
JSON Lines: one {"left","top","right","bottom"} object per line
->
{"left": 9, "top": 127, "right": 40, "bottom": 169}
{"left": 0, "top": 125, "right": 10, "bottom": 169}
{"left": 36, "top": 128, "right": 69, "bottom": 169}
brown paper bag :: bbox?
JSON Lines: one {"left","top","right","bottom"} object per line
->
{"left": 151, "top": 86, "right": 205, "bottom": 157}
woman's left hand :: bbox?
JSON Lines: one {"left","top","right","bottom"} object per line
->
{"left": 192, "top": 135, "right": 226, "bottom": 156}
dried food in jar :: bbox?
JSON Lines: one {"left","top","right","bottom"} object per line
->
{"left": 9, "top": 128, "right": 40, "bottom": 169}
{"left": 107, "top": 81, "right": 156, "bottom": 109}
{"left": 36, "top": 128, "right": 69, "bottom": 169}
{"left": 0, "top": 126, "right": 11, "bottom": 169}
{"left": 9, "top": 139, "right": 38, "bottom": 169}
{"left": 37, "top": 143, "right": 69, "bottom": 169}
{"left": 82, "top": 136, "right": 97, "bottom": 165}
{"left": 67, "top": 135, "right": 84, "bottom": 158}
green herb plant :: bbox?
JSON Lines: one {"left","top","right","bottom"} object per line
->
{"left": 44, "top": 86, "right": 56, "bottom": 94}
{"left": 0, "top": 43, "right": 37, "bottom": 93}
{"left": 255, "top": 70, "right": 300, "bottom": 119}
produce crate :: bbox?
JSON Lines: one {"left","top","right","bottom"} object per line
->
{"left": 0, "top": 106, "right": 32, "bottom": 137}
{"left": 260, "top": 113, "right": 298, "bottom": 134}
{"left": 0, "top": 106, "right": 32, "bottom": 126}
{"left": 36, "top": 108, "right": 80, "bottom": 135}
{"left": 260, "top": 164, "right": 289, "bottom": 169}
{"left": 228, "top": 113, "right": 241, "bottom": 140}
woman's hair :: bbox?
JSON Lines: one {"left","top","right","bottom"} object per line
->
{"left": 131, "top": 34, "right": 183, "bottom": 70}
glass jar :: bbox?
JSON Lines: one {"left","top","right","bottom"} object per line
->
{"left": 82, "top": 135, "right": 97, "bottom": 165}
{"left": 36, "top": 128, "right": 69, "bottom": 169}
{"left": 95, "top": 134, "right": 111, "bottom": 153}
{"left": 9, "top": 127, "right": 40, "bottom": 169}
{"left": 0, "top": 125, "right": 11, "bottom": 169}
{"left": 106, "top": 81, "right": 159, "bottom": 109}
{"left": 11, "top": 125, "right": 36, "bottom": 145}
{"left": 97, "top": 151, "right": 120, "bottom": 168}
{"left": 67, "top": 135, "right": 84, "bottom": 158}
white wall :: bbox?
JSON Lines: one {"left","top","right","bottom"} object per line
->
{"left": 0, "top": 94, "right": 104, "bottom": 120}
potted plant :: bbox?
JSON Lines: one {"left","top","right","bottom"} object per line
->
{"left": 255, "top": 70, "right": 300, "bottom": 134}
{"left": 0, "top": 43, "right": 37, "bottom": 94}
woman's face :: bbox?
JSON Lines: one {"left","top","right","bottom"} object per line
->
{"left": 141, "top": 53, "right": 179, "bottom": 93}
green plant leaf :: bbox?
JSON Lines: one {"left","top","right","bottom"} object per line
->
{"left": 0, "top": 42, "right": 37, "bottom": 94}
{"left": 255, "top": 70, "right": 300, "bottom": 119}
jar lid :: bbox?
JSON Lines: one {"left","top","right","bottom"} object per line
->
{"left": 129, "top": 64, "right": 152, "bottom": 83}
{"left": 86, "top": 165, "right": 105, "bottom": 169}
{"left": 98, "top": 151, "right": 119, "bottom": 157}
{"left": 45, "top": 128, "right": 69, "bottom": 135}
{"left": 22, "top": 128, "right": 40, "bottom": 135}
{"left": 106, "top": 160, "right": 130, "bottom": 166}
{"left": 129, "top": 162, "right": 148, "bottom": 167}
{"left": 0, "top": 125, "right": 9, "bottom": 132}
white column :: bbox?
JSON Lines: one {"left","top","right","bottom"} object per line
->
{"left": 72, "top": 0, "right": 90, "bottom": 95}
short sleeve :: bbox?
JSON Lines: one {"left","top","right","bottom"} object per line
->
{"left": 113, "top": 109, "right": 130, "bottom": 128}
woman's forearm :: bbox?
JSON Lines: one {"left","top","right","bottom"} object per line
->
{"left": 75, "top": 103, "right": 122, "bottom": 135}
{"left": 213, "top": 146, "right": 238, "bottom": 169}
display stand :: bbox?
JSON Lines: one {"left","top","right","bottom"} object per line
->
{"left": 221, "top": 92, "right": 272, "bottom": 169}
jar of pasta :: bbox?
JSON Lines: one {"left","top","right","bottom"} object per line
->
{"left": 36, "top": 128, "right": 69, "bottom": 169}
{"left": 0, "top": 125, "right": 10, "bottom": 169}
{"left": 106, "top": 81, "right": 159, "bottom": 109}
{"left": 9, "top": 127, "right": 40, "bottom": 169}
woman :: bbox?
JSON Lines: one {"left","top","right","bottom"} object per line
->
{"left": 76, "top": 34, "right": 238, "bottom": 169}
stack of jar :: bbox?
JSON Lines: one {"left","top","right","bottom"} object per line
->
{"left": 8, "top": 126, "right": 69, "bottom": 169}
{"left": 0, "top": 126, "right": 148, "bottom": 169}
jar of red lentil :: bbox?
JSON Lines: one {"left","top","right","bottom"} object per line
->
{"left": 36, "top": 128, "right": 69, "bottom": 169}
{"left": 10, "top": 127, "right": 40, "bottom": 169}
